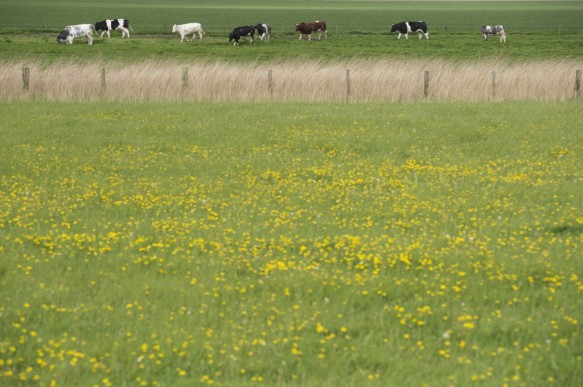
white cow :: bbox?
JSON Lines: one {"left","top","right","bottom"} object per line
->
{"left": 172, "top": 23, "right": 205, "bottom": 43}
{"left": 57, "top": 24, "right": 95, "bottom": 45}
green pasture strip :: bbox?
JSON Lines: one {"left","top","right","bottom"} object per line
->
{"left": 2, "top": 32, "right": 583, "bottom": 64}
{"left": 0, "top": 101, "right": 582, "bottom": 386}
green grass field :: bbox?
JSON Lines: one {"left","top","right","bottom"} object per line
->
{"left": 1, "top": 1, "right": 583, "bottom": 62}
{"left": 0, "top": 101, "right": 582, "bottom": 385}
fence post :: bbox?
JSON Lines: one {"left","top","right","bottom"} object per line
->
{"left": 182, "top": 67, "right": 189, "bottom": 90}
{"left": 575, "top": 70, "right": 582, "bottom": 98}
{"left": 268, "top": 69, "right": 273, "bottom": 96}
{"left": 22, "top": 67, "right": 30, "bottom": 91}
{"left": 423, "top": 70, "right": 429, "bottom": 98}
{"left": 100, "top": 67, "right": 106, "bottom": 98}
{"left": 491, "top": 70, "right": 496, "bottom": 99}
{"left": 345, "top": 68, "right": 351, "bottom": 102}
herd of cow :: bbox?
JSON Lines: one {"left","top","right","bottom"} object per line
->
{"left": 55, "top": 18, "right": 507, "bottom": 46}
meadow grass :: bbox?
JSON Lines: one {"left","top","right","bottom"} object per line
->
{"left": 0, "top": 101, "right": 582, "bottom": 386}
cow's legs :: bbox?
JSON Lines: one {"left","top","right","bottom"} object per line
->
{"left": 119, "top": 27, "right": 130, "bottom": 38}
{"left": 87, "top": 35, "right": 93, "bottom": 45}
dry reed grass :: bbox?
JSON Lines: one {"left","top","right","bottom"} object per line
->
{"left": 1, "top": 58, "right": 582, "bottom": 102}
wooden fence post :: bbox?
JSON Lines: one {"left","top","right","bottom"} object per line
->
{"left": 182, "top": 67, "right": 189, "bottom": 89}
{"left": 575, "top": 70, "right": 582, "bottom": 98}
{"left": 268, "top": 69, "right": 273, "bottom": 96}
{"left": 491, "top": 70, "right": 496, "bottom": 99}
{"left": 22, "top": 67, "right": 30, "bottom": 91}
{"left": 99, "top": 67, "right": 106, "bottom": 98}
{"left": 423, "top": 70, "right": 429, "bottom": 98}
{"left": 345, "top": 68, "right": 351, "bottom": 102}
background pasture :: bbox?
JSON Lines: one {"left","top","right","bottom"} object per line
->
{"left": 0, "top": 1, "right": 582, "bottom": 63}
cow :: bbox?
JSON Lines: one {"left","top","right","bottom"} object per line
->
{"left": 295, "top": 20, "right": 327, "bottom": 40}
{"left": 254, "top": 23, "right": 272, "bottom": 42}
{"left": 481, "top": 25, "right": 506, "bottom": 43}
{"left": 95, "top": 19, "right": 132, "bottom": 39}
{"left": 390, "top": 21, "right": 429, "bottom": 39}
{"left": 229, "top": 25, "right": 254, "bottom": 46}
{"left": 172, "top": 23, "right": 205, "bottom": 43}
{"left": 56, "top": 24, "right": 94, "bottom": 45}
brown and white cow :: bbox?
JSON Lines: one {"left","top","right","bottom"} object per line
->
{"left": 295, "top": 20, "right": 327, "bottom": 40}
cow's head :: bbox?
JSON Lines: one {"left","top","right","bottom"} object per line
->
{"left": 228, "top": 32, "right": 234, "bottom": 41}
{"left": 295, "top": 23, "right": 305, "bottom": 31}
{"left": 56, "top": 30, "right": 69, "bottom": 44}
{"left": 172, "top": 25, "right": 177, "bottom": 33}
{"left": 390, "top": 24, "right": 398, "bottom": 32}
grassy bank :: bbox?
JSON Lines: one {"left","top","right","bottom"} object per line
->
{"left": 0, "top": 101, "right": 582, "bottom": 385}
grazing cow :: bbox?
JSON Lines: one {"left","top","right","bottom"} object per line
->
{"left": 95, "top": 19, "right": 132, "bottom": 38}
{"left": 481, "top": 25, "right": 506, "bottom": 42}
{"left": 254, "top": 23, "right": 272, "bottom": 42}
{"left": 56, "top": 24, "right": 94, "bottom": 45}
{"left": 295, "top": 20, "right": 327, "bottom": 40}
{"left": 229, "top": 25, "right": 254, "bottom": 46}
{"left": 390, "top": 21, "right": 429, "bottom": 39}
{"left": 172, "top": 23, "right": 205, "bottom": 43}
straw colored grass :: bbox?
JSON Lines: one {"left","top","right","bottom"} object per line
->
{"left": 1, "top": 58, "right": 581, "bottom": 102}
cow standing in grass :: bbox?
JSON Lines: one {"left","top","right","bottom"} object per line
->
{"left": 390, "top": 21, "right": 429, "bottom": 39}
{"left": 57, "top": 24, "right": 95, "bottom": 45}
{"left": 481, "top": 25, "right": 506, "bottom": 42}
{"left": 295, "top": 20, "right": 327, "bottom": 40}
{"left": 255, "top": 23, "right": 272, "bottom": 42}
{"left": 95, "top": 19, "right": 132, "bottom": 38}
{"left": 172, "top": 23, "right": 205, "bottom": 42}
{"left": 229, "top": 25, "right": 254, "bottom": 45}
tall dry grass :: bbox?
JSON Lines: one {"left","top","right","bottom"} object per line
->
{"left": 1, "top": 58, "right": 582, "bottom": 102}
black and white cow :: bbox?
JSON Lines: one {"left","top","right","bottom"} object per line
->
{"left": 95, "top": 19, "right": 131, "bottom": 39}
{"left": 254, "top": 23, "right": 272, "bottom": 42}
{"left": 481, "top": 25, "right": 506, "bottom": 43}
{"left": 57, "top": 24, "right": 94, "bottom": 45}
{"left": 390, "top": 21, "right": 429, "bottom": 39}
{"left": 229, "top": 25, "right": 254, "bottom": 46}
